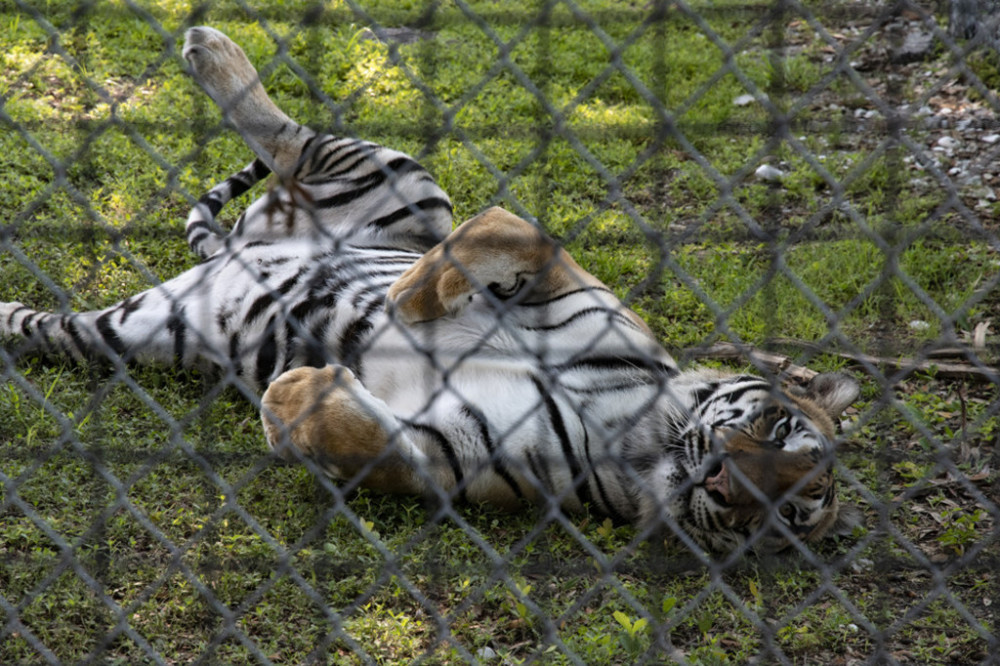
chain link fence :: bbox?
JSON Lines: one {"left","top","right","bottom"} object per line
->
{"left": 1, "top": 0, "right": 999, "bottom": 663}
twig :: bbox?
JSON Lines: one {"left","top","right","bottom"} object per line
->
{"left": 679, "top": 342, "right": 817, "bottom": 383}
{"left": 682, "top": 341, "right": 1000, "bottom": 384}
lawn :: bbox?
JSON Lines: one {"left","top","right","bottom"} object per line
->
{"left": 1, "top": 0, "right": 998, "bottom": 663}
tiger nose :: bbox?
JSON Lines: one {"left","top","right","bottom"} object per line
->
{"left": 703, "top": 461, "right": 731, "bottom": 503}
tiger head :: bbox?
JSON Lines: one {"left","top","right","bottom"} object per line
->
{"left": 646, "top": 371, "right": 861, "bottom": 554}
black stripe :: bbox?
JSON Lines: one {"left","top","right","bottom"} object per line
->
{"left": 558, "top": 356, "right": 678, "bottom": 378}
{"left": 117, "top": 294, "right": 146, "bottom": 325}
{"left": 313, "top": 157, "right": 418, "bottom": 210}
{"left": 231, "top": 212, "right": 246, "bottom": 237}
{"left": 255, "top": 315, "right": 279, "bottom": 388}
{"left": 62, "top": 317, "right": 88, "bottom": 358}
{"left": 188, "top": 233, "right": 208, "bottom": 252}
{"left": 406, "top": 422, "right": 465, "bottom": 500}
{"left": 339, "top": 301, "right": 380, "bottom": 373}
{"left": 228, "top": 332, "right": 242, "bottom": 378}
{"left": 365, "top": 197, "right": 453, "bottom": 231}
{"left": 244, "top": 270, "right": 304, "bottom": 327}
{"left": 197, "top": 194, "right": 224, "bottom": 218}
{"left": 692, "top": 382, "right": 720, "bottom": 407}
{"left": 227, "top": 168, "right": 259, "bottom": 200}
{"left": 244, "top": 292, "right": 276, "bottom": 327}
{"left": 96, "top": 311, "right": 127, "bottom": 357}
{"left": 187, "top": 217, "right": 214, "bottom": 234}
{"left": 700, "top": 381, "right": 771, "bottom": 412}
{"left": 34, "top": 315, "right": 54, "bottom": 351}
{"left": 525, "top": 448, "right": 553, "bottom": 492}
{"left": 564, "top": 379, "right": 659, "bottom": 395}
{"left": 298, "top": 135, "right": 345, "bottom": 179}
{"left": 304, "top": 317, "right": 331, "bottom": 368}
{"left": 582, "top": 429, "right": 628, "bottom": 524}
{"left": 251, "top": 158, "right": 271, "bottom": 181}
{"left": 524, "top": 307, "right": 637, "bottom": 333}
{"left": 5, "top": 304, "right": 28, "bottom": 328}
{"left": 289, "top": 296, "right": 322, "bottom": 327}
{"left": 356, "top": 255, "right": 421, "bottom": 267}
{"left": 351, "top": 278, "right": 394, "bottom": 309}
{"left": 319, "top": 146, "right": 368, "bottom": 175}
{"left": 350, "top": 245, "right": 425, "bottom": 256}
{"left": 518, "top": 286, "right": 614, "bottom": 307}
{"left": 295, "top": 133, "right": 323, "bottom": 174}
{"left": 459, "top": 405, "right": 524, "bottom": 500}
{"left": 530, "top": 375, "right": 591, "bottom": 508}
{"left": 314, "top": 172, "right": 385, "bottom": 209}
{"left": 166, "top": 306, "right": 186, "bottom": 362}
{"left": 20, "top": 311, "right": 38, "bottom": 338}
{"left": 258, "top": 254, "right": 294, "bottom": 269}
{"left": 282, "top": 320, "right": 299, "bottom": 372}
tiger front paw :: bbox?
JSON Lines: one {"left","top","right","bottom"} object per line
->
{"left": 261, "top": 364, "right": 423, "bottom": 492}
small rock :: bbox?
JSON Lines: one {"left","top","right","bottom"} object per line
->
{"left": 983, "top": 134, "right": 1000, "bottom": 144}
{"left": 893, "top": 30, "right": 934, "bottom": 63}
{"left": 734, "top": 93, "right": 756, "bottom": 106}
{"left": 850, "top": 557, "right": 874, "bottom": 573}
{"left": 755, "top": 164, "right": 785, "bottom": 182}
{"left": 477, "top": 647, "right": 498, "bottom": 661}
{"left": 909, "top": 320, "right": 931, "bottom": 331}
{"left": 936, "top": 136, "right": 959, "bottom": 149}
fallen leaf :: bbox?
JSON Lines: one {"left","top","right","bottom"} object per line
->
{"left": 973, "top": 321, "right": 990, "bottom": 349}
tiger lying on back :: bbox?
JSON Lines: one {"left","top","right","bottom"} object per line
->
{"left": 0, "top": 27, "right": 860, "bottom": 554}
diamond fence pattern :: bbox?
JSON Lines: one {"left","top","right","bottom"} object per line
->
{"left": 1, "top": 0, "right": 999, "bottom": 663}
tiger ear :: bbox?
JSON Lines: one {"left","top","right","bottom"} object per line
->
{"left": 804, "top": 372, "right": 860, "bottom": 418}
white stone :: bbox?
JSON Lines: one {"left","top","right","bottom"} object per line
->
{"left": 755, "top": 164, "right": 785, "bottom": 182}
{"left": 734, "top": 94, "right": 756, "bottom": 106}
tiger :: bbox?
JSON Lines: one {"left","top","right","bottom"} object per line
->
{"left": 0, "top": 26, "right": 860, "bottom": 554}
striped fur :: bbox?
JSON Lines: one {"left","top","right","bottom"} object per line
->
{"left": 0, "top": 27, "right": 860, "bottom": 554}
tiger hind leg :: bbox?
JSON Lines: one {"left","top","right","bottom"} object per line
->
{"left": 261, "top": 365, "right": 437, "bottom": 494}
{"left": 386, "top": 206, "right": 608, "bottom": 324}
{"left": 182, "top": 26, "right": 315, "bottom": 178}
{"left": 184, "top": 159, "right": 271, "bottom": 259}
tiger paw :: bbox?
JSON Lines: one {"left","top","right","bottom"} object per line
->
{"left": 385, "top": 256, "right": 469, "bottom": 325}
{"left": 260, "top": 364, "right": 422, "bottom": 492}
{"left": 182, "top": 27, "right": 261, "bottom": 112}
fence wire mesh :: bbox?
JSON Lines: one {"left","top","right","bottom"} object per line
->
{"left": 1, "top": 0, "right": 999, "bottom": 663}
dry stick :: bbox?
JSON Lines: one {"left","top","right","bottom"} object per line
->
{"left": 682, "top": 341, "right": 1000, "bottom": 384}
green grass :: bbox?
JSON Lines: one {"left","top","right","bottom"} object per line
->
{"left": 1, "top": 1, "right": 998, "bottom": 663}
